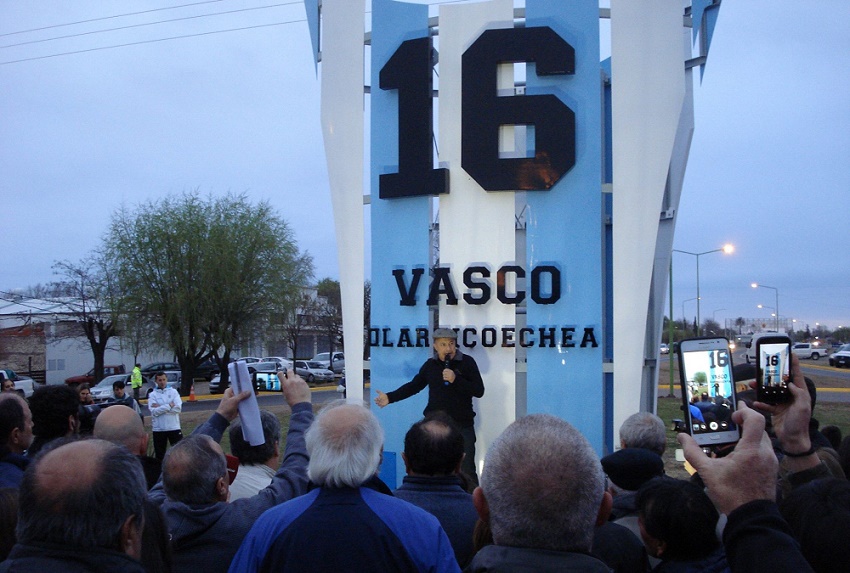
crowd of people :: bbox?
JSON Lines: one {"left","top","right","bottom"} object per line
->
{"left": 0, "top": 351, "right": 848, "bottom": 572}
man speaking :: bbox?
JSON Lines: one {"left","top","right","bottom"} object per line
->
{"left": 375, "top": 328, "right": 484, "bottom": 484}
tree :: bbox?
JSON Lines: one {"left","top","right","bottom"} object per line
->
{"left": 282, "top": 291, "right": 320, "bottom": 360}
{"left": 315, "top": 278, "right": 342, "bottom": 369}
{"left": 734, "top": 317, "right": 745, "bottom": 335}
{"left": 701, "top": 318, "right": 722, "bottom": 337}
{"left": 106, "top": 192, "right": 313, "bottom": 394}
{"left": 52, "top": 254, "right": 123, "bottom": 384}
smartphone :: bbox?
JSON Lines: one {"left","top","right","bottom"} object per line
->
{"left": 755, "top": 335, "right": 792, "bottom": 404}
{"left": 677, "top": 337, "right": 740, "bottom": 446}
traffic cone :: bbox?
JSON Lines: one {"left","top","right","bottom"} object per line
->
{"left": 189, "top": 384, "right": 196, "bottom": 402}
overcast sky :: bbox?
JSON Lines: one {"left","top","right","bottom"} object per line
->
{"left": 1, "top": 1, "right": 848, "bottom": 331}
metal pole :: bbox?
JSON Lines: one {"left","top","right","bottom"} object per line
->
{"left": 668, "top": 259, "right": 675, "bottom": 397}
{"left": 695, "top": 254, "right": 701, "bottom": 336}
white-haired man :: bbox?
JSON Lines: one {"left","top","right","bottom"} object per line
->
{"left": 619, "top": 411, "right": 667, "bottom": 455}
{"left": 229, "top": 400, "right": 460, "bottom": 573}
{"left": 467, "top": 413, "right": 613, "bottom": 572}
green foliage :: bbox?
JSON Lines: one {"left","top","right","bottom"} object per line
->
{"left": 106, "top": 191, "right": 313, "bottom": 392}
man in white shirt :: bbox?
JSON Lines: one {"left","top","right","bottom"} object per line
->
{"left": 148, "top": 372, "right": 183, "bottom": 460}
{"left": 227, "top": 411, "right": 281, "bottom": 501}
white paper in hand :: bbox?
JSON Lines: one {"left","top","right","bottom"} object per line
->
{"left": 227, "top": 361, "right": 264, "bottom": 446}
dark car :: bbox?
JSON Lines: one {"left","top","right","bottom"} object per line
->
{"left": 65, "top": 365, "right": 126, "bottom": 386}
{"left": 829, "top": 344, "right": 850, "bottom": 368}
{"left": 195, "top": 358, "right": 221, "bottom": 381}
{"left": 140, "top": 362, "right": 181, "bottom": 382}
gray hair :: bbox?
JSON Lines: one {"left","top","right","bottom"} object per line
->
{"left": 163, "top": 435, "right": 227, "bottom": 505}
{"left": 17, "top": 439, "right": 146, "bottom": 551}
{"left": 306, "top": 400, "right": 383, "bottom": 488}
{"left": 229, "top": 411, "right": 281, "bottom": 466}
{"left": 619, "top": 412, "right": 666, "bottom": 455}
{"left": 480, "top": 414, "right": 604, "bottom": 552}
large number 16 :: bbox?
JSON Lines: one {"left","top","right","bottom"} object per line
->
{"left": 379, "top": 27, "right": 576, "bottom": 199}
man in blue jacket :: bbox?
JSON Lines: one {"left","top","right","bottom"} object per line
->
{"left": 230, "top": 400, "right": 460, "bottom": 573}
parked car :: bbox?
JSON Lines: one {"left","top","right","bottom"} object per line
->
{"left": 235, "top": 356, "right": 262, "bottom": 364}
{"left": 829, "top": 344, "right": 850, "bottom": 368}
{"left": 659, "top": 343, "right": 669, "bottom": 355}
{"left": 140, "top": 362, "right": 180, "bottom": 382}
{"left": 209, "top": 373, "right": 225, "bottom": 394}
{"left": 1, "top": 369, "right": 34, "bottom": 398}
{"left": 65, "top": 365, "right": 126, "bottom": 386}
{"left": 792, "top": 342, "right": 827, "bottom": 360}
{"left": 294, "top": 360, "right": 335, "bottom": 383}
{"left": 144, "top": 370, "right": 182, "bottom": 398}
{"left": 262, "top": 356, "right": 294, "bottom": 370}
{"left": 311, "top": 352, "right": 345, "bottom": 374}
{"left": 90, "top": 374, "right": 132, "bottom": 403}
{"left": 195, "top": 358, "right": 220, "bottom": 381}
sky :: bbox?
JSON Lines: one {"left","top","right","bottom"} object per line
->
{"left": 1, "top": 1, "right": 848, "bottom": 332}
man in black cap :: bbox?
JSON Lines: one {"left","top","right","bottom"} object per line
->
{"left": 601, "top": 447, "right": 666, "bottom": 567}
{"left": 375, "top": 327, "right": 484, "bottom": 484}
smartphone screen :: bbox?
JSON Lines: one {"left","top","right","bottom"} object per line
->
{"left": 254, "top": 372, "right": 280, "bottom": 392}
{"left": 756, "top": 336, "right": 791, "bottom": 403}
{"left": 678, "top": 338, "right": 739, "bottom": 446}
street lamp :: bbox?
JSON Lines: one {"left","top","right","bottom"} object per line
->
{"left": 673, "top": 244, "right": 735, "bottom": 336}
{"left": 683, "top": 297, "right": 699, "bottom": 332}
{"left": 751, "top": 283, "right": 779, "bottom": 332}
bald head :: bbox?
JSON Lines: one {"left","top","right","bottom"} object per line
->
{"left": 403, "top": 412, "right": 464, "bottom": 476}
{"left": 306, "top": 400, "right": 383, "bottom": 488}
{"left": 94, "top": 405, "right": 146, "bottom": 454}
{"left": 18, "top": 439, "right": 146, "bottom": 555}
{"left": 163, "top": 434, "right": 228, "bottom": 505}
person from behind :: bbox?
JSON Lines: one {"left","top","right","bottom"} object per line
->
{"left": 1, "top": 439, "right": 147, "bottom": 572}
{"left": 148, "top": 371, "right": 183, "bottom": 461}
{"left": 26, "top": 384, "right": 79, "bottom": 457}
{"left": 0, "top": 487, "right": 18, "bottom": 561}
{"left": 230, "top": 400, "right": 460, "bottom": 573}
{"left": 779, "top": 477, "right": 850, "bottom": 573}
{"left": 227, "top": 411, "right": 282, "bottom": 501}
{"left": 94, "top": 404, "right": 162, "bottom": 489}
{"left": 635, "top": 478, "right": 728, "bottom": 572}
{"left": 0, "top": 393, "right": 34, "bottom": 488}
{"left": 466, "top": 413, "right": 612, "bottom": 572}
{"left": 394, "top": 412, "right": 478, "bottom": 568}
{"left": 149, "top": 369, "right": 313, "bottom": 573}
{"left": 619, "top": 411, "right": 667, "bottom": 455}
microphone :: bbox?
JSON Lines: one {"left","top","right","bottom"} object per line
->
{"left": 443, "top": 358, "right": 451, "bottom": 385}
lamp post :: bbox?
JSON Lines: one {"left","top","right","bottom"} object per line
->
{"left": 683, "top": 297, "right": 699, "bottom": 333}
{"left": 752, "top": 283, "right": 779, "bottom": 332}
{"left": 713, "top": 308, "right": 726, "bottom": 337}
{"left": 673, "top": 244, "right": 735, "bottom": 336}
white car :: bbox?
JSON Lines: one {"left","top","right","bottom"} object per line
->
{"left": 659, "top": 343, "right": 670, "bottom": 355}
{"left": 294, "top": 360, "right": 335, "bottom": 383}
{"left": 90, "top": 374, "right": 132, "bottom": 403}
{"left": 311, "top": 352, "right": 345, "bottom": 374}
{"left": 1, "top": 369, "right": 34, "bottom": 398}
{"left": 262, "top": 356, "right": 294, "bottom": 370}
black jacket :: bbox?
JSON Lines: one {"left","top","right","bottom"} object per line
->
{"left": 387, "top": 350, "right": 484, "bottom": 427}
